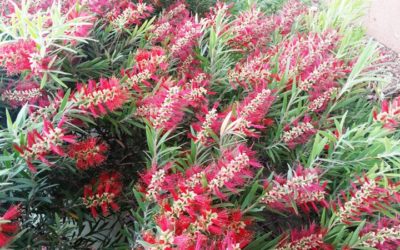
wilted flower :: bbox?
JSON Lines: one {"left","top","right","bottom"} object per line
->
{"left": 68, "top": 137, "right": 108, "bottom": 170}
{"left": 83, "top": 172, "right": 122, "bottom": 218}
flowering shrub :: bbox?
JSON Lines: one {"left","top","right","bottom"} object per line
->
{"left": 0, "top": 0, "right": 399, "bottom": 249}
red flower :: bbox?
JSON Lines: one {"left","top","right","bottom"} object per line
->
{"left": 14, "top": 118, "right": 76, "bottom": 172}
{"left": 282, "top": 116, "right": 316, "bottom": 149}
{"left": 207, "top": 145, "right": 261, "bottom": 198}
{"left": 276, "top": 224, "right": 333, "bottom": 250}
{"left": 335, "top": 176, "right": 400, "bottom": 224}
{"left": 83, "top": 172, "right": 122, "bottom": 218}
{"left": 234, "top": 87, "right": 275, "bottom": 137}
{"left": 0, "top": 40, "right": 41, "bottom": 75}
{"left": 261, "top": 166, "right": 328, "bottom": 214}
{"left": 77, "top": 77, "right": 129, "bottom": 117}
{"left": 68, "top": 137, "right": 108, "bottom": 170}
{"left": 1, "top": 81, "right": 43, "bottom": 108}
{"left": 274, "top": 0, "right": 307, "bottom": 35}
{"left": 170, "top": 18, "right": 202, "bottom": 62}
{"left": 108, "top": 0, "right": 154, "bottom": 28}
{"left": 0, "top": 205, "right": 20, "bottom": 248}
{"left": 229, "top": 7, "right": 274, "bottom": 51}
{"left": 373, "top": 96, "right": 400, "bottom": 129}
{"left": 359, "top": 218, "right": 400, "bottom": 250}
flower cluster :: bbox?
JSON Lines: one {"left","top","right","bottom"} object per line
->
{"left": 275, "top": 224, "right": 332, "bottom": 250}
{"left": 234, "top": 87, "right": 275, "bottom": 137}
{"left": 359, "top": 218, "right": 400, "bottom": 250}
{"left": 191, "top": 106, "right": 220, "bottom": 145}
{"left": 68, "top": 137, "right": 108, "bottom": 170}
{"left": 336, "top": 177, "right": 400, "bottom": 224}
{"left": 0, "top": 40, "right": 48, "bottom": 76}
{"left": 373, "top": 96, "right": 400, "bottom": 129}
{"left": 108, "top": 0, "right": 154, "bottom": 28}
{"left": 14, "top": 118, "right": 76, "bottom": 172}
{"left": 0, "top": 205, "right": 20, "bottom": 248}
{"left": 83, "top": 172, "right": 122, "bottom": 218}
{"left": 261, "top": 166, "right": 328, "bottom": 213}
{"left": 138, "top": 145, "right": 259, "bottom": 248}
{"left": 228, "top": 51, "right": 272, "bottom": 89}
{"left": 207, "top": 145, "right": 261, "bottom": 198}
{"left": 274, "top": 0, "right": 307, "bottom": 35}
{"left": 76, "top": 78, "right": 129, "bottom": 117}
{"left": 170, "top": 19, "right": 202, "bottom": 62}
{"left": 228, "top": 7, "right": 274, "bottom": 50}
{"left": 1, "top": 81, "right": 42, "bottom": 108}
{"left": 136, "top": 85, "right": 189, "bottom": 131}
{"left": 282, "top": 116, "right": 316, "bottom": 149}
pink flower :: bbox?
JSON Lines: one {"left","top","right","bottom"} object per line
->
{"left": 308, "top": 80, "right": 338, "bottom": 112}
{"left": 1, "top": 81, "right": 43, "bottom": 108}
{"left": 261, "top": 166, "right": 328, "bottom": 214}
{"left": 14, "top": 118, "right": 76, "bottom": 172}
{"left": 135, "top": 85, "right": 189, "bottom": 131}
{"left": 335, "top": 176, "right": 400, "bottom": 224}
{"left": 275, "top": 224, "right": 333, "bottom": 250}
{"left": 83, "top": 172, "right": 122, "bottom": 218}
{"left": 68, "top": 137, "right": 108, "bottom": 170}
{"left": 359, "top": 218, "right": 400, "bottom": 250}
{"left": 234, "top": 87, "right": 275, "bottom": 137}
{"left": 373, "top": 96, "right": 400, "bottom": 129}
{"left": 0, "top": 205, "right": 21, "bottom": 248}
{"left": 274, "top": 0, "right": 307, "bottom": 35}
{"left": 229, "top": 7, "right": 274, "bottom": 51}
{"left": 207, "top": 145, "right": 261, "bottom": 198}
{"left": 170, "top": 19, "right": 202, "bottom": 62}
{"left": 108, "top": 0, "right": 154, "bottom": 28}
{"left": 228, "top": 50, "right": 272, "bottom": 89}
{"left": 77, "top": 77, "right": 129, "bottom": 117}
{"left": 0, "top": 39, "right": 48, "bottom": 75}
{"left": 191, "top": 105, "right": 221, "bottom": 145}
{"left": 282, "top": 116, "right": 316, "bottom": 149}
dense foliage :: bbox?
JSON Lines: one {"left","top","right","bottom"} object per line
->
{"left": 0, "top": 0, "right": 399, "bottom": 249}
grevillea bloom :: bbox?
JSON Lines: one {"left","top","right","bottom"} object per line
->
{"left": 77, "top": 77, "right": 129, "bottom": 117}
{"left": 336, "top": 176, "right": 400, "bottom": 224}
{"left": 229, "top": 7, "right": 274, "bottom": 51}
{"left": 207, "top": 145, "right": 261, "bottom": 198}
{"left": 261, "top": 166, "right": 328, "bottom": 214}
{"left": 373, "top": 96, "right": 400, "bottom": 129}
{"left": 1, "top": 81, "right": 42, "bottom": 108}
{"left": 14, "top": 118, "right": 76, "bottom": 172}
{"left": 275, "top": 224, "right": 333, "bottom": 250}
{"left": 0, "top": 205, "right": 20, "bottom": 248}
{"left": 68, "top": 137, "right": 108, "bottom": 170}
{"left": 282, "top": 116, "right": 316, "bottom": 149}
{"left": 83, "top": 172, "right": 122, "bottom": 218}
{"left": 358, "top": 218, "right": 400, "bottom": 250}
{"left": 0, "top": 39, "right": 45, "bottom": 75}
{"left": 234, "top": 87, "right": 275, "bottom": 137}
